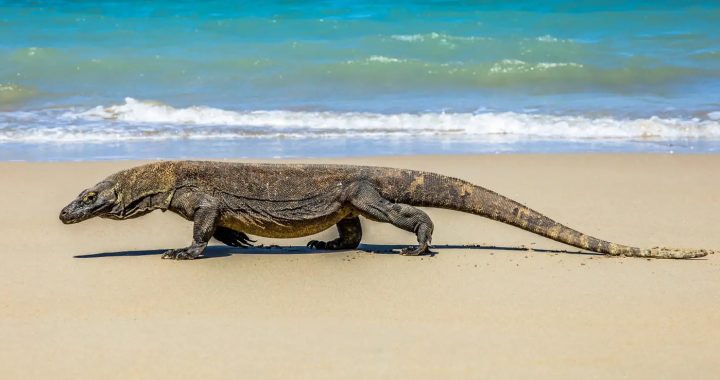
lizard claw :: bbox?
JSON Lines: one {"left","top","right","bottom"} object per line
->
{"left": 161, "top": 247, "right": 202, "bottom": 260}
{"left": 161, "top": 249, "right": 179, "bottom": 259}
{"left": 399, "top": 244, "right": 432, "bottom": 256}
{"left": 307, "top": 240, "right": 327, "bottom": 249}
{"left": 175, "top": 251, "right": 200, "bottom": 260}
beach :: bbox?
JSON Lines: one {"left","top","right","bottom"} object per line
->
{"left": 1, "top": 154, "right": 718, "bottom": 379}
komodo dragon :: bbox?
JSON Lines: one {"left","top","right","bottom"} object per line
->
{"left": 59, "top": 161, "right": 711, "bottom": 260}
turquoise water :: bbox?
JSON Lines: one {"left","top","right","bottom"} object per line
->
{"left": 1, "top": 1, "right": 720, "bottom": 159}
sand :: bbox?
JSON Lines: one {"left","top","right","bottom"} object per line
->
{"left": 1, "top": 154, "right": 719, "bottom": 379}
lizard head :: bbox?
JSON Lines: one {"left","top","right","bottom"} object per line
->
{"left": 59, "top": 180, "right": 118, "bottom": 224}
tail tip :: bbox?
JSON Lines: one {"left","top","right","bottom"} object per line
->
{"left": 642, "top": 247, "right": 712, "bottom": 259}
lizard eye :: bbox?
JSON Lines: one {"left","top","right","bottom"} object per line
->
{"left": 83, "top": 192, "right": 97, "bottom": 204}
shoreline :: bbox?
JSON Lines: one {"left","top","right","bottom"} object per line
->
{"left": 1, "top": 154, "right": 719, "bottom": 379}
{"left": 1, "top": 138, "right": 719, "bottom": 162}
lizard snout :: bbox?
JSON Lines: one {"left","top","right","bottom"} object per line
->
{"left": 59, "top": 204, "right": 77, "bottom": 224}
{"left": 59, "top": 200, "right": 89, "bottom": 224}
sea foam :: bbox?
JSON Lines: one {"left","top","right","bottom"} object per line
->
{"left": 1, "top": 98, "right": 718, "bottom": 143}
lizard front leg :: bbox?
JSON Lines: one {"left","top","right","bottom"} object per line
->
{"left": 162, "top": 203, "right": 219, "bottom": 260}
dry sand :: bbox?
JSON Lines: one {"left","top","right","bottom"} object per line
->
{"left": 1, "top": 154, "right": 719, "bottom": 379}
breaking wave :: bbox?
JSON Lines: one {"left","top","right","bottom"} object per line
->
{"left": 0, "top": 98, "right": 719, "bottom": 143}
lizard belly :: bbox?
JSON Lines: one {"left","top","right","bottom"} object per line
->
{"left": 218, "top": 207, "right": 352, "bottom": 238}
{"left": 215, "top": 183, "right": 352, "bottom": 238}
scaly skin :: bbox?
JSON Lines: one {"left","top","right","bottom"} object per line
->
{"left": 59, "top": 161, "right": 712, "bottom": 260}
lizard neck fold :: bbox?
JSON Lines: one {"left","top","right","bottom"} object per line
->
{"left": 108, "top": 161, "right": 179, "bottom": 219}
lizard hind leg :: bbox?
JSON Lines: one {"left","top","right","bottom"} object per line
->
{"left": 307, "top": 216, "right": 363, "bottom": 250}
{"left": 213, "top": 226, "right": 256, "bottom": 248}
{"left": 348, "top": 183, "right": 433, "bottom": 256}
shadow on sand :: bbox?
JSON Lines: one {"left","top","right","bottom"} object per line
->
{"left": 74, "top": 243, "right": 597, "bottom": 259}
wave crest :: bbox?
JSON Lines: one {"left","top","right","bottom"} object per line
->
{"left": 489, "top": 59, "right": 584, "bottom": 74}
{"left": 0, "top": 98, "right": 713, "bottom": 143}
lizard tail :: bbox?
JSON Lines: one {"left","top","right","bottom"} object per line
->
{"left": 384, "top": 171, "right": 709, "bottom": 259}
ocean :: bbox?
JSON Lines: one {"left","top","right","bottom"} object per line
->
{"left": 1, "top": 0, "right": 719, "bottom": 160}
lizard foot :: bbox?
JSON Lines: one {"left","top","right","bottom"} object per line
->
{"left": 307, "top": 240, "right": 329, "bottom": 249}
{"left": 399, "top": 244, "right": 432, "bottom": 256}
{"left": 307, "top": 239, "right": 360, "bottom": 250}
{"left": 161, "top": 246, "right": 204, "bottom": 260}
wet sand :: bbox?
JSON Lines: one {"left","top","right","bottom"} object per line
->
{"left": 1, "top": 154, "right": 719, "bottom": 379}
